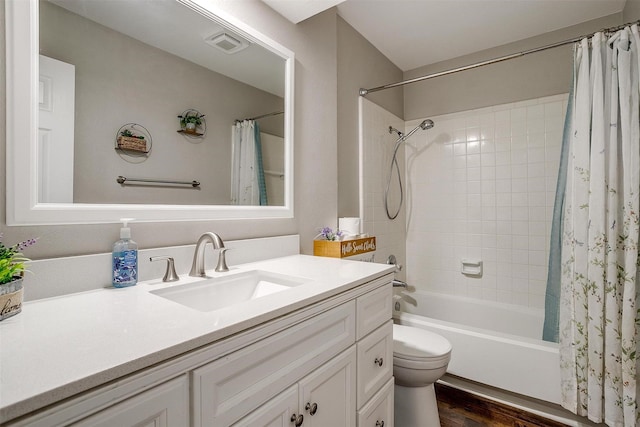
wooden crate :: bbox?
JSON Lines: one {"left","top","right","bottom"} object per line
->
{"left": 117, "top": 136, "right": 147, "bottom": 152}
{"left": 313, "top": 236, "right": 376, "bottom": 258}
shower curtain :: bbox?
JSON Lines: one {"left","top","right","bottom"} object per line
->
{"left": 559, "top": 27, "right": 640, "bottom": 426}
{"left": 231, "top": 120, "right": 268, "bottom": 205}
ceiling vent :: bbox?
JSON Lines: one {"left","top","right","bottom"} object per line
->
{"left": 204, "top": 32, "right": 249, "bottom": 54}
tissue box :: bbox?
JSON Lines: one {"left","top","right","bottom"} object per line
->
{"left": 313, "top": 236, "right": 376, "bottom": 258}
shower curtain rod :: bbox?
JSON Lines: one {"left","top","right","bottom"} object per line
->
{"left": 359, "top": 19, "right": 640, "bottom": 96}
{"left": 235, "top": 111, "right": 284, "bottom": 123}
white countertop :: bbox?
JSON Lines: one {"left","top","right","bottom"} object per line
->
{"left": 0, "top": 254, "right": 393, "bottom": 423}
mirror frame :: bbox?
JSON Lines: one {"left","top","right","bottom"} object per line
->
{"left": 5, "top": 0, "right": 295, "bottom": 225}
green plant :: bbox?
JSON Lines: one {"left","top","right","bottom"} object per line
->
{"left": 120, "top": 129, "right": 145, "bottom": 140}
{"left": 179, "top": 112, "right": 205, "bottom": 127}
{"left": 0, "top": 235, "right": 36, "bottom": 285}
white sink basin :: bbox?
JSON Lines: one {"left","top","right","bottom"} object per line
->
{"left": 150, "top": 270, "right": 309, "bottom": 312}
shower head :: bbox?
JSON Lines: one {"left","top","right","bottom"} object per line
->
{"left": 401, "top": 118, "right": 435, "bottom": 142}
{"left": 420, "top": 119, "right": 435, "bottom": 130}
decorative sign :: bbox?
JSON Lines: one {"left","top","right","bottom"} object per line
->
{"left": 0, "top": 288, "right": 23, "bottom": 321}
{"left": 313, "top": 236, "right": 376, "bottom": 258}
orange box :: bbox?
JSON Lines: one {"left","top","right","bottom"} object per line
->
{"left": 313, "top": 236, "right": 376, "bottom": 258}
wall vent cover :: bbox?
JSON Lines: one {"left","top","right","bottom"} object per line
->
{"left": 204, "top": 32, "right": 249, "bottom": 54}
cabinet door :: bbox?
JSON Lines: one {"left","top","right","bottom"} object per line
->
{"left": 232, "top": 385, "right": 299, "bottom": 427}
{"left": 71, "top": 376, "right": 188, "bottom": 427}
{"left": 298, "top": 346, "right": 357, "bottom": 427}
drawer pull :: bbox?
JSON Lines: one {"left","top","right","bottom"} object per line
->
{"left": 376, "top": 421, "right": 385, "bottom": 427}
{"left": 305, "top": 402, "right": 318, "bottom": 416}
{"left": 374, "top": 357, "right": 384, "bottom": 367}
{"left": 290, "top": 413, "right": 304, "bottom": 426}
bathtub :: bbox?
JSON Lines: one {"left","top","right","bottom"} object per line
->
{"left": 393, "top": 290, "right": 561, "bottom": 404}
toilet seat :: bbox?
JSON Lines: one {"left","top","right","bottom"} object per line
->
{"left": 393, "top": 324, "right": 452, "bottom": 370}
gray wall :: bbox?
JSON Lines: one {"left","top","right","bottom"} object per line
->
{"left": 403, "top": 13, "right": 623, "bottom": 119}
{"left": 1, "top": 0, "right": 337, "bottom": 259}
{"left": 337, "top": 16, "right": 403, "bottom": 217}
{"left": 624, "top": 0, "right": 640, "bottom": 22}
{"left": 40, "top": 1, "right": 284, "bottom": 206}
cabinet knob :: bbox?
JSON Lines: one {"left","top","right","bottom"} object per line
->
{"left": 376, "top": 421, "right": 385, "bottom": 427}
{"left": 290, "top": 413, "right": 304, "bottom": 426}
{"left": 374, "top": 357, "right": 384, "bottom": 367}
{"left": 305, "top": 401, "right": 318, "bottom": 416}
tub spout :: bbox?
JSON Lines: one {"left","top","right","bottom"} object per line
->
{"left": 392, "top": 279, "right": 408, "bottom": 288}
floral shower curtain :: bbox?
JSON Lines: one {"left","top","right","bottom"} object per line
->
{"left": 559, "top": 27, "right": 640, "bottom": 426}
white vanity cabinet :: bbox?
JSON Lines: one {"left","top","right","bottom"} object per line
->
{"left": 5, "top": 274, "right": 393, "bottom": 427}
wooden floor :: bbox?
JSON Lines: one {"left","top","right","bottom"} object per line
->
{"left": 436, "top": 383, "right": 569, "bottom": 427}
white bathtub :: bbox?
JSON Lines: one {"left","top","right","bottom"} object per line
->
{"left": 393, "top": 290, "right": 561, "bottom": 404}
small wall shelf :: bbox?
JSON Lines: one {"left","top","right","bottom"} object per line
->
{"left": 176, "top": 129, "right": 205, "bottom": 137}
{"left": 115, "top": 123, "right": 152, "bottom": 163}
{"left": 177, "top": 109, "right": 206, "bottom": 138}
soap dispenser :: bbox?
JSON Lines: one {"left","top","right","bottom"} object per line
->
{"left": 112, "top": 218, "right": 138, "bottom": 288}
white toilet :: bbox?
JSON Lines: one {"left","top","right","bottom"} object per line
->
{"left": 393, "top": 324, "right": 452, "bottom": 427}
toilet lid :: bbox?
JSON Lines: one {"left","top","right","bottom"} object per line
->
{"left": 393, "top": 324, "right": 452, "bottom": 360}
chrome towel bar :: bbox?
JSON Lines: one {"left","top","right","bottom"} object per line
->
{"left": 117, "top": 176, "right": 200, "bottom": 188}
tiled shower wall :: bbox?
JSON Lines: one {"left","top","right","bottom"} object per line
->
{"left": 404, "top": 94, "right": 568, "bottom": 309}
{"left": 360, "top": 98, "right": 407, "bottom": 278}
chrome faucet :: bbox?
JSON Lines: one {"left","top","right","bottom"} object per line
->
{"left": 392, "top": 279, "right": 408, "bottom": 288}
{"left": 189, "top": 232, "right": 229, "bottom": 276}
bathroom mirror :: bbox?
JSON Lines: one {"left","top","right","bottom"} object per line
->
{"left": 6, "top": 0, "right": 295, "bottom": 225}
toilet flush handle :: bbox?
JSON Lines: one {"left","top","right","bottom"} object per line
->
{"left": 376, "top": 421, "right": 385, "bottom": 427}
{"left": 374, "top": 357, "right": 384, "bottom": 367}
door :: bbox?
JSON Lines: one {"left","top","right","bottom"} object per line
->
{"left": 39, "top": 55, "right": 75, "bottom": 203}
{"left": 298, "top": 346, "right": 357, "bottom": 427}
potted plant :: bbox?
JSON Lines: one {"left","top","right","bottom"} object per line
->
{"left": 0, "top": 235, "right": 36, "bottom": 321}
{"left": 179, "top": 111, "right": 205, "bottom": 133}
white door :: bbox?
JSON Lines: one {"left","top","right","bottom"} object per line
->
{"left": 299, "top": 347, "right": 357, "bottom": 427}
{"left": 39, "top": 55, "right": 75, "bottom": 203}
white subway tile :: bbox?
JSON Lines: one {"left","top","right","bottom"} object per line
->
{"left": 467, "top": 153, "right": 481, "bottom": 168}
{"left": 467, "top": 140, "right": 481, "bottom": 154}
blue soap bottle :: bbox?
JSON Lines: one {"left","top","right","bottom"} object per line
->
{"left": 112, "top": 218, "right": 138, "bottom": 288}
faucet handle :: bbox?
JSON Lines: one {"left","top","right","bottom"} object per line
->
{"left": 215, "top": 248, "right": 230, "bottom": 273}
{"left": 150, "top": 256, "right": 180, "bottom": 282}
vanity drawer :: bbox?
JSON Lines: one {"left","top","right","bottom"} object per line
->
{"left": 71, "top": 376, "right": 188, "bottom": 427}
{"left": 357, "top": 377, "right": 394, "bottom": 427}
{"left": 356, "top": 284, "right": 392, "bottom": 339}
{"left": 356, "top": 320, "right": 393, "bottom": 409}
{"left": 192, "top": 301, "right": 356, "bottom": 427}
